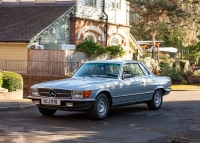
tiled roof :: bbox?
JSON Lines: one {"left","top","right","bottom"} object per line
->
{"left": 0, "top": 2, "right": 76, "bottom": 42}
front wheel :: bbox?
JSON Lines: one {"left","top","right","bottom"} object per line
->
{"left": 38, "top": 107, "right": 57, "bottom": 116}
{"left": 89, "top": 93, "right": 109, "bottom": 120}
{"left": 147, "top": 90, "right": 163, "bottom": 110}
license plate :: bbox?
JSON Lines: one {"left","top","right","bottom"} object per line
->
{"left": 41, "top": 98, "right": 61, "bottom": 105}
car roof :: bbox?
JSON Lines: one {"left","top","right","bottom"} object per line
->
{"left": 85, "top": 60, "right": 142, "bottom": 64}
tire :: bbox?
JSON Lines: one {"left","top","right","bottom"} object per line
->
{"left": 89, "top": 93, "right": 109, "bottom": 120}
{"left": 147, "top": 90, "right": 163, "bottom": 110}
{"left": 38, "top": 107, "right": 57, "bottom": 116}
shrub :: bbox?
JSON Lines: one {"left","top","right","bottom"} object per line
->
{"left": 160, "top": 62, "right": 183, "bottom": 81}
{"left": 0, "top": 71, "right": 2, "bottom": 87}
{"left": 141, "top": 52, "right": 151, "bottom": 58}
{"left": 193, "top": 70, "right": 200, "bottom": 76}
{"left": 140, "top": 57, "right": 160, "bottom": 75}
{"left": 183, "top": 80, "right": 188, "bottom": 85}
{"left": 168, "top": 68, "right": 184, "bottom": 81}
{"left": 76, "top": 39, "right": 107, "bottom": 59}
{"left": 106, "top": 45, "right": 125, "bottom": 59}
{"left": 1, "top": 71, "right": 23, "bottom": 92}
{"left": 76, "top": 40, "right": 126, "bottom": 60}
{"left": 179, "top": 60, "right": 189, "bottom": 72}
{"left": 159, "top": 53, "right": 168, "bottom": 61}
{"left": 159, "top": 61, "right": 171, "bottom": 74}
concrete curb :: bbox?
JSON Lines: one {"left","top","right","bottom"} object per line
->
{"left": 171, "top": 85, "right": 200, "bottom": 91}
{"left": 0, "top": 104, "right": 36, "bottom": 111}
{"left": 172, "top": 89, "right": 200, "bottom": 91}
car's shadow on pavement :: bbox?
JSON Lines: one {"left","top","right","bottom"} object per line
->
{"left": 40, "top": 104, "right": 150, "bottom": 121}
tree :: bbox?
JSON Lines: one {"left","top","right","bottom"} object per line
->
{"left": 184, "top": 35, "right": 200, "bottom": 65}
{"left": 128, "top": 0, "right": 200, "bottom": 47}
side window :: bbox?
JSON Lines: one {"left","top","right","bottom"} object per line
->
{"left": 139, "top": 63, "right": 151, "bottom": 75}
{"left": 123, "top": 63, "right": 145, "bottom": 78}
{"left": 85, "top": 0, "right": 96, "bottom": 6}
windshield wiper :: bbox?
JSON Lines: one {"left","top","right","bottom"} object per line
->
{"left": 83, "top": 75, "right": 94, "bottom": 78}
{"left": 93, "top": 75, "right": 117, "bottom": 79}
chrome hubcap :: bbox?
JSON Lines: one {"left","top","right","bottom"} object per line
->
{"left": 97, "top": 98, "right": 107, "bottom": 116}
{"left": 154, "top": 92, "right": 161, "bottom": 107}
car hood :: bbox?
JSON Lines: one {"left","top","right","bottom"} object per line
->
{"left": 31, "top": 77, "right": 116, "bottom": 90}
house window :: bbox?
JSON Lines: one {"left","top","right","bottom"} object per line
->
{"left": 84, "top": 32, "right": 97, "bottom": 42}
{"left": 85, "top": 35, "right": 94, "bottom": 42}
{"left": 111, "top": 38, "right": 119, "bottom": 45}
{"left": 85, "top": 0, "right": 96, "bottom": 6}
{"left": 112, "top": 0, "right": 121, "bottom": 10}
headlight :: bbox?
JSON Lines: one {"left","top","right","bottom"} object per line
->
{"left": 31, "top": 88, "right": 39, "bottom": 96}
{"left": 72, "top": 90, "right": 91, "bottom": 99}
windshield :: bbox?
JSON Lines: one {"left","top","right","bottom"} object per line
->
{"left": 72, "top": 63, "right": 120, "bottom": 79}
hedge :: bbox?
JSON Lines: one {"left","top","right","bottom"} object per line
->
{"left": 1, "top": 71, "right": 23, "bottom": 92}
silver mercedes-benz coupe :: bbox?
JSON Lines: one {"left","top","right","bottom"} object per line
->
{"left": 28, "top": 60, "right": 172, "bottom": 120}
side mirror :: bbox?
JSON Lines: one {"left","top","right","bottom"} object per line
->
{"left": 122, "top": 74, "right": 132, "bottom": 79}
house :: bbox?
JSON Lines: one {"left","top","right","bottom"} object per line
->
{"left": 0, "top": 0, "right": 143, "bottom": 74}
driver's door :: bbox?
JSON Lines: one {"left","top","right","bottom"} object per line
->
{"left": 119, "top": 63, "right": 146, "bottom": 104}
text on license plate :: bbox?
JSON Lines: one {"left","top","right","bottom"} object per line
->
{"left": 41, "top": 98, "right": 61, "bottom": 105}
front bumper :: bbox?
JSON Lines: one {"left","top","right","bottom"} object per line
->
{"left": 27, "top": 96, "right": 95, "bottom": 111}
{"left": 163, "top": 87, "right": 172, "bottom": 95}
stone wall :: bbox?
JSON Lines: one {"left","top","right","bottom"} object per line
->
{"left": 21, "top": 74, "right": 70, "bottom": 98}
{"left": 0, "top": 89, "right": 23, "bottom": 99}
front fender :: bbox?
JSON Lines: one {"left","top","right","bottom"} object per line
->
{"left": 155, "top": 86, "right": 172, "bottom": 95}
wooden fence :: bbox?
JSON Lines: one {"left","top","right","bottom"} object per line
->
{"left": 0, "top": 49, "right": 86, "bottom": 75}
{"left": 0, "top": 49, "right": 109, "bottom": 75}
{"left": 28, "top": 49, "right": 88, "bottom": 75}
{"left": 0, "top": 60, "right": 28, "bottom": 73}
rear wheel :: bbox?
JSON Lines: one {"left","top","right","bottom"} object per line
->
{"left": 147, "top": 90, "right": 163, "bottom": 110}
{"left": 38, "top": 107, "right": 57, "bottom": 116}
{"left": 89, "top": 93, "right": 109, "bottom": 120}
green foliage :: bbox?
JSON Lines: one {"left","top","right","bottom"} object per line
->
{"left": 0, "top": 71, "right": 2, "bottom": 87}
{"left": 193, "top": 70, "right": 200, "bottom": 76}
{"left": 159, "top": 61, "right": 170, "bottom": 70}
{"left": 159, "top": 53, "right": 168, "bottom": 61}
{"left": 179, "top": 60, "right": 187, "bottom": 71}
{"left": 159, "top": 61, "right": 183, "bottom": 80}
{"left": 76, "top": 39, "right": 107, "bottom": 59}
{"left": 157, "top": 25, "right": 183, "bottom": 48}
{"left": 128, "top": 0, "right": 200, "bottom": 47}
{"left": 106, "top": 45, "right": 125, "bottom": 59}
{"left": 183, "top": 80, "right": 188, "bottom": 85}
{"left": 142, "top": 53, "right": 151, "bottom": 58}
{"left": 1, "top": 71, "right": 23, "bottom": 92}
{"left": 184, "top": 41, "right": 200, "bottom": 65}
{"left": 76, "top": 40, "right": 125, "bottom": 59}
{"left": 128, "top": 0, "right": 186, "bottom": 44}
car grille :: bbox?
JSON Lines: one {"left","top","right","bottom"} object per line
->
{"left": 38, "top": 88, "right": 72, "bottom": 98}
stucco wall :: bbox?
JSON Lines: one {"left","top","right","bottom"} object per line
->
{"left": 76, "top": 0, "right": 129, "bottom": 25}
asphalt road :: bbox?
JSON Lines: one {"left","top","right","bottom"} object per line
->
{"left": 0, "top": 91, "right": 199, "bottom": 143}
